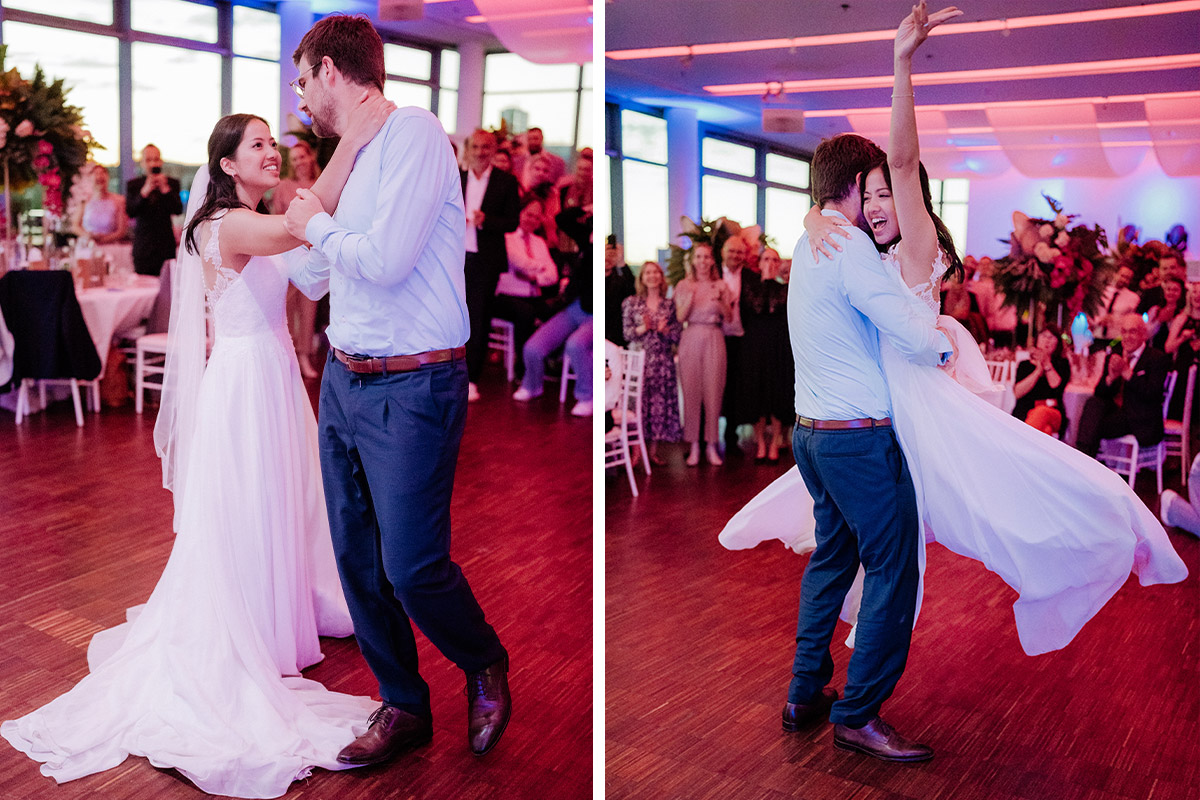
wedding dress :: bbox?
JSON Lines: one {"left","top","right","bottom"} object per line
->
{"left": 720, "top": 246, "right": 1188, "bottom": 656}
{"left": 1, "top": 213, "right": 376, "bottom": 799}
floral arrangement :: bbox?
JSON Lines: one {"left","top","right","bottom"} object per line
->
{"left": 0, "top": 45, "right": 95, "bottom": 220}
{"left": 992, "top": 194, "right": 1113, "bottom": 319}
{"left": 664, "top": 215, "right": 763, "bottom": 285}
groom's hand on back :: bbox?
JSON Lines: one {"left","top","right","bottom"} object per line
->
{"left": 285, "top": 188, "right": 324, "bottom": 242}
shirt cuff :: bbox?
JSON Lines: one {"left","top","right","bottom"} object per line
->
{"left": 935, "top": 330, "right": 953, "bottom": 365}
{"left": 305, "top": 211, "right": 336, "bottom": 252}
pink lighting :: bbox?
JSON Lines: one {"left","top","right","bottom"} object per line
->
{"left": 606, "top": 0, "right": 1200, "bottom": 61}
{"left": 702, "top": 55, "right": 1200, "bottom": 96}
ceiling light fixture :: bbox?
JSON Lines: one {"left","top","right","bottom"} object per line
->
{"left": 606, "top": 0, "right": 1200, "bottom": 60}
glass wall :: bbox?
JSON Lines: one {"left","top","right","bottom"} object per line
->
{"left": 608, "top": 108, "right": 669, "bottom": 266}
{"left": 483, "top": 52, "right": 590, "bottom": 153}
{"left": 931, "top": 177, "right": 970, "bottom": 256}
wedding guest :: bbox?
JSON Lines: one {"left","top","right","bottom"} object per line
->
{"left": 739, "top": 247, "right": 793, "bottom": 462}
{"left": 125, "top": 143, "right": 183, "bottom": 276}
{"left": 556, "top": 151, "right": 592, "bottom": 275}
{"left": 1012, "top": 325, "right": 1071, "bottom": 436}
{"left": 966, "top": 255, "right": 1017, "bottom": 348}
{"left": 1092, "top": 264, "right": 1139, "bottom": 347}
{"left": 1163, "top": 281, "right": 1200, "bottom": 420}
{"left": 719, "top": 235, "right": 748, "bottom": 456}
{"left": 73, "top": 164, "right": 127, "bottom": 245}
{"left": 1160, "top": 454, "right": 1200, "bottom": 537}
{"left": 675, "top": 242, "right": 733, "bottom": 467}
{"left": 493, "top": 196, "right": 557, "bottom": 367}
{"left": 491, "top": 145, "right": 513, "bottom": 174}
{"left": 942, "top": 281, "right": 989, "bottom": 345}
{"left": 1076, "top": 313, "right": 1170, "bottom": 457}
{"left": 271, "top": 140, "right": 322, "bottom": 379}
{"left": 605, "top": 238, "right": 635, "bottom": 347}
{"left": 460, "top": 128, "right": 521, "bottom": 402}
{"left": 515, "top": 127, "right": 565, "bottom": 188}
{"left": 1139, "top": 250, "right": 1188, "bottom": 314}
{"left": 622, "top": 261, "right": 682, "bottom": 465}
{"left": 521, "top": 153, "right": 560, "bottom": 250}
{"left": 1148, "top": 277, "right": 1185, "bottom": 351}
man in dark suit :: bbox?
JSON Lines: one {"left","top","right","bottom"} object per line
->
{"left": 1076, "top": 312, "right": 1172, "bottom": 457}
{"left": 460, "top": 128, "right": 520, "bottom": 401}
{"left": 125, "top": 144, "right": 183, "bottom": 276}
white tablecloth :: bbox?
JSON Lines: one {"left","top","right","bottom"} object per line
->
{"left": 77, "top": 276, "right": 160, "bottom": 375}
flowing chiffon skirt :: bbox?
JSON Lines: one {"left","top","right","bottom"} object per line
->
{"left": 2, "top": 319, "right": 377, "bottom": 798}
{"left": 721, "top": 316, "right": 1188, "bottom": 656}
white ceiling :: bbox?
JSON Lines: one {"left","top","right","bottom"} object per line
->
{"left": 604, "top": 0, "right": 1200, "bottom": 178}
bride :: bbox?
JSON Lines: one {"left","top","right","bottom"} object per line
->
{"left": 2, "top": 97, "right": 394, "bottom": 799}
{"left": 720, "top": 2, "right": 1187, "bottom": 657}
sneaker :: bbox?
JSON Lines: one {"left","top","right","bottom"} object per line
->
{"left": 468, "top": 382, "right": 481, "bottom": 402}
{"left": 512, "top": 386, "right": 541, "bottom": 402}
{"left": 1160, "top": 490, "right": 1179, "bottom": 527}
{"left": 570, "top": 400, "right": 593, "bottom": 417}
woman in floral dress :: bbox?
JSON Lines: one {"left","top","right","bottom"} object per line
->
{"left": 622, "top": 260, "right": 683, "bottom": 464}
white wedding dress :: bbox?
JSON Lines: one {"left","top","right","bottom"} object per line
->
{"left": 1, "top": 217, "right": 376, "bottom": 799}
{"left": 720, "top": 247, "right": 1188, "bottom": 656}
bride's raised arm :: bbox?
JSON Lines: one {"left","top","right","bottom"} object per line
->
{"left": 889, "top": 2, "right": 960, "bottom": 283}
{"left": 219, "top": 93, "right": 395, "bottom": 258}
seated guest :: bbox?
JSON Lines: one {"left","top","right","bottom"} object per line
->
{"left": 493, "top": 196, "right": 558, "bottom": 370}
{"left": 942, "top": 281, "right": 989, "bottom": 345}
{"left": 1091, "top": 264, "right": 1139, "bottom": 348}
{"left": 622, "top": 261, "right": 683, "bottom": 465}
{"left": 73, "top": 164, "right": 127, "bottom": 245}
{"left": 966, "top": 255, "right": 1016, "bottom": 347}
{"left": 515, "top": 126, "right": 565, "bottom": 189}
{"left": 1012, "top": 325, "right": 1071, "bottom": 436}
{"left": 556, "top": 151, "right": 592, "bottom": 275}
{"left": 1160, "top": 454, "right": 1200, "bottom": 537}
{"left": 1139, "top": 249, "right": 1189, "bottom": 314}
{"left": 1075, "top": 313, "right": 1171, "bottom": 457}
{"left": 1148, "top": 277, "right": 1186, "bottom": 351}
{"left": 1163, "top": 281, "right": 1200, "bottom": 420}
{"left": 492, "top": 145, "right": 514, "bottom": 174}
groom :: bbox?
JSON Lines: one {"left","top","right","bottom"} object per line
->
{"left": 782, "top": 133, "right": 952, "bottom": 762}
{"left": 285, "top": 14, "right": 510, "bottom": 765}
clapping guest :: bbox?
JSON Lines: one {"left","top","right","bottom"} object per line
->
{"left": 1148, "top": 277, "right": 1185, "bottom": 350}
{"left": 719, "top": 235, "right": 748, "bottom": 456}
{"left": 1163, "top": 281, "right": 1200, "bottom": 420}
{"left": 675, "top": 242, "right": 734, "bottom": 467}
{"left": 556, "top": 151, "right": 592, "bottom": 272}
{"left": 1076, "top": 313, "right": 1171, "bottom": 457}
{"left": 739, "top": 247, "right": 793, "bottom": 462}
{"left": 521, "top": 153, "right": 560, "bottom": 249}
{"left": 605, "top": 238, "right": 636, "bottom": 347}
{"left": 270, "top": 140, "right": 322, "bottom": 379}
{"left": 1012, "top": 325, "right": 1071, "bottom": 436}
{"left": 1092, "top": 264, "right": 1139, "bottom": 347}
{"left": 73, "top": 164, "right": 127, "bottom": 245}
{"left": 492, "top": 145, "right": 513, "bottom": 174}
{"left": 622, "top": 261, "right": 683, "bottom": 465}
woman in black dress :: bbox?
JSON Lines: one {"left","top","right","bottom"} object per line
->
{"left": 1012, "top": 324, "right": 1071, "bottom": 436}
{"left": 737, "top": 247, "right": 793, "bottom": 462}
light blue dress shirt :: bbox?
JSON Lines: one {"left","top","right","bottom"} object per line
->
{"left": 290, "top": 107, "right": 469, "bottom": 357}
{"left": 788, "top": 210, "right": 952, "bottom": 420}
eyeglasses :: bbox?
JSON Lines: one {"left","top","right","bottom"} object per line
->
{"left": 290, "top": 64, "right": 319, "bottom": 99}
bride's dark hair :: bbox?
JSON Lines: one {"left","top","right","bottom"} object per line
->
{"left": 183, "top": 113, "right": 271, "bottom": 255}
{"left": 859, "top": 156, "right": 964, "bottom": 283}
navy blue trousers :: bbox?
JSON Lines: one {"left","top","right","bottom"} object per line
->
{"left": 787, "top": 423, "right": 920, "bottom": 728}
{"left": 318, "top": 354, "right": 506, "bottom": 718}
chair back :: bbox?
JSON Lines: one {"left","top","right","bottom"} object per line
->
{"left": 0, "top": 270, "right": 102, "bottom": 381}
{"left": 1163, "top": 370, "right": 1179, "bottom": 418}
{"left": 1183, "top": 365, "right": 1197, "bottom": 433}
{"left": 986, "top": 359, "right": 1015, "bottom": 386}
{"left": 622, "top": 348, "right": 646, "bottom": 424}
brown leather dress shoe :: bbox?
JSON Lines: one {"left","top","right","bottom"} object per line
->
{"left": 467, "top": 655, "right": 511, "bottom": 756}
{"left": 336, "top": 704, "right": 433, "bottom": 766}
{"left": 782, "top": 687, "right": 838, "bottom": 732}
{"left": 833, "top": 716, "right": 933, "bottom": 762}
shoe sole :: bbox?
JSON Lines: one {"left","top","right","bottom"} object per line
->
{"left": 336, "top": 732, "right": 433, "bottom": 766}
{"left": 833, "top": 738, "right": 933, "bottom": 762}
{"left": 471, "top": 712, "right": 511, "bottom": 757}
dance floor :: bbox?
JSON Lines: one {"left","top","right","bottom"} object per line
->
{"left": 606, "top": 443, "right": 1199, "bottom": 800}
{"left": 0, "top": 365, "right": 592, "bottom": 799}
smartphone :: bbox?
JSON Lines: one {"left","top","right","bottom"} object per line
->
{"left": 150, "top": 166, "right": 162, "bottom": 174}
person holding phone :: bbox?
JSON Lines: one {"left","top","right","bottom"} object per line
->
{"left": 126, "top": 143, "right": 183, "bottom": 276}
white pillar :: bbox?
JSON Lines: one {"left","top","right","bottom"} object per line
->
{"left": 666, "top": 107, "right": 700, "bottom": 247}
{"left": 456, "top": 40, "right": 485, "bottom": 142}
{"left": 278, "top": 0, "right": 312, "bottom": 142}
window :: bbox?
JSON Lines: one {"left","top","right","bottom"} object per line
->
{"left": 764, "top": 188, "right": 811, "bottom": 258}
{"left": 1, "top": 22, "right": 121, "bottom": 161}
{"left": 703, "top": 138, "right": 755, "bottom": 177}
{"left": 4, "top": 0, "right": 112, "bottom": 25}
{"left": 384, "top": 44, "right": 432, "bottom": 81}
{"left": 930, "top": 178, "right": 969, "bottom": 254}
{"left": 482, "top": 53, "right": 589, "bottom": 151}
{"left": 131, "top": 0, "right": 218, "bottom": 43}
{"left": 384, "top": 80, "right": 433, "bottom": 111}
{"left": 233, "top": 57, "right": 281, "bottom": 139}
{"left": 439, "top": 49, "right": 460, "bottom": 135}
{"left": 702, "top": 175, "right": 757, "bottom": 228}
{"left": 612, "top": 109, "right": 669, "bottom": 266}
{"left": 233, "top": 6, "right": 280, "bottom": 61}
{"left": 132, "top": 41, "right": 221, "bottom": 164}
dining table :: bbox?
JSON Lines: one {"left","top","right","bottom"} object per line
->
{"left": 76, "top": 275, "right": 161, "bottom": 373}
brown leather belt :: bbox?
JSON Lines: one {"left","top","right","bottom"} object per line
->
{"left": 333, "top": 346, "right": 466, "bottom": 375}
{"left": 796, "top": 415, "right": 892, "bottom": 430}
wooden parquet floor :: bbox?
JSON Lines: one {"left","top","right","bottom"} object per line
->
{"left": 605, "top": 442, "right": 1200, "bottom": 800}
{"left": 0, "top": 364, "right": 592, "bottom": 800}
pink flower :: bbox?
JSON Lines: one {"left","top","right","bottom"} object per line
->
{"left": 1039, "top": 224, "right": 1055, "bottom": 240}
{"left": 1033, "top": 242, "right": 1054, "bottom": 263}
{"left": 36, "top": 140, "right": 53, "bottom": 155}
{"left": 1055, "top": 231, "right": 1070, "bottom": 249}
{"left": 14, "top": 119, "right": 34, "bottom": 137}
{"left": 1053, "top": 255, "right": 1074, "bottom": 273}
{"left": 1049, "top": 268, "right": 1067, "bottom": 289}
{"left": 32, "top": 155, "right": 49, "bottom": 170}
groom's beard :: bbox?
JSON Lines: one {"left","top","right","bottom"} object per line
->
{"left": 307, "top": 98, "right": 337, "bottom": 138}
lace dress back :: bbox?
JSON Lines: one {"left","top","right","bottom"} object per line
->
{"left": 198, "top": 213, "right": 289, "bottom": 343}
{"left": 883, "top": 243, "right": 943, "bottom": 313}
